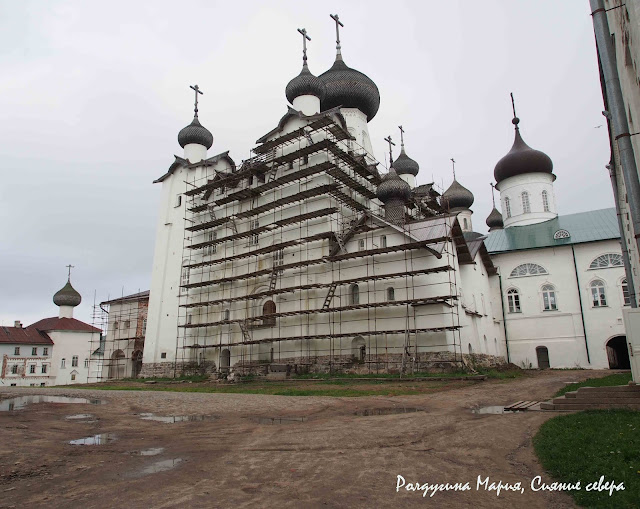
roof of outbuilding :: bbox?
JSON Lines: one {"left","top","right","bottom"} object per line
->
{"left": 484, "top": 208, "right": 620, "bottom": 253}
{"left": 101, "top": 290, "right": 150, "bottom": 306}
{"left": 28, "top": 317, "right": 101, "bottom": 333}
{"left": 0, "top": 327, "right": 53, "bottom": 345}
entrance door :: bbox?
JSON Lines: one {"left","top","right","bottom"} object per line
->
{"left": 220, "top": 349, "right": 231, "bottom": 371}
{"left": 536, "top": 346, "right": 550, "bottom": 369}
{"left": 606, "top": 336, "right": 630, "bottom": 369}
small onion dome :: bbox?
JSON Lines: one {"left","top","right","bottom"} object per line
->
{"left": 286, "top": 63, "right": 326, "bottom": 104}
{"left": 53, "top": 279, "right": 82, "bottom": 307}
{"left": 486, "top": 207, "right": 504, "bottom": 229}
{"left": 441, "top": 179, "right": 474, "bottom": 210}
{"left": 319, "top": 56, "right": 380, "bottom": 121}
{"left": 494, "top": 117, "right": 553, "bottom": 184}
{"left": 393, "top": 147, "right": 420, "bottom": 176}
{"left": 376, "top": 167, "right": 411, "bottom": 203}
{"left": 178, "top": 115, "right": 213, "bottom": 149}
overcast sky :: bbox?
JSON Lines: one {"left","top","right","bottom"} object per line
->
{"left": 0, "top": 0, "right": 612, "bottom": 326}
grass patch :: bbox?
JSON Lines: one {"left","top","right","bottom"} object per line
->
{"left": 533, "top": 410, "right": 640, "bottom": 508}
{"left": 117, "top": 374, "right": 209, "bottom": 383}
{"left": 292, "top": 368, "right": 524, "bottom": 381}
{"left": 555, "top": 373, "right": 632, "bottom": 397}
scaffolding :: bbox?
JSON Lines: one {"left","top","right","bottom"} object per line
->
{"left": 174, "top": 113, "right": 465, "bottom": 375}
{"left": 89, "top": 290, "right": 149, "bottom": 381}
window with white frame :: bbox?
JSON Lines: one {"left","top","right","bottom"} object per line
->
{"left": 590, "top": 280, "right": 607, "bottom": 307}
{"left": 14, "top": 347, "right": 19, "bottom": 355}
{"left": 273, "top": 248, "right": 284, "bottom": 267}
{"left": 542, "top": 190, "right": 550, "bottom": 212}
{"left": 507, "top": 289, "right": 521, "bottom": 313}
{"left": 553, "top": 229, "right": 570, "bottom": 240}
{"left": 463, "top": 218, "right": 468, "bottom": 230}
{"left": 181, "top": 262, "right": 190, "bottom": 286}
{"left": 505, "top": 197, "right": 511, "bottom": 218}
{"left": 380, "top": 235, "right": 387, "bottom": 248}
{"left": 207, "top": 231, "right": 217, "bottom": 255}
{"left": 72, "top": 356, "right": 78, "bottom": 367}
{"left": 61, "top": 358, "right": 66, "bottom": 368}
{"left": 43, "top": 347, "right": 48, "bottom": 356}
{"left": 250, "top": 219, "right": 260, "bottom": 245}
{"left": 11, "top": 365, "right": 18, "bottom": 374}
{"left": 32, "top": 347, "right": 37, "bottom": 356}
{"left": 510, "top": 263, "right": 548, "bottom": 278}
{"left": 521, "top": 191, "right": 531, "bottom": 213}
{"left": 358, "top": 239, "right": 365, "bottom": 251}
{"left": 29, "top": 364, "right": 36, "bottom": 374}
{"left": 350, "top": 284, "right": 360, "bottom": 305}
{"left": 41, "top": 364, "right": 47, "bottom": 374}
{"left": 589, "top": 253, "right": 624, "bottom": 269}
{"left": 84, "top": 359, "right": 89, "bottom": 368}
{"left": 541, "top": 284, "right": 557, "bottom": 311}
{"left": 621, "top": 278, "right": 630, "bottom": 306}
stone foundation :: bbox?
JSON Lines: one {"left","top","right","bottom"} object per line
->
{"left": 140, "top": 352, "right": 506, "bottom": 378}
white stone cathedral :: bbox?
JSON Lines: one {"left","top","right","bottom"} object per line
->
{"left": 139, "top": 16, "right": 629, "bottom": 377}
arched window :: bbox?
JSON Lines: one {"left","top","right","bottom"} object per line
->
{"left": 507, "top": 289, "right": 521, "bottom": 313}
{"left": 553, "top": 229, "right": 570, "bottom": 240}
{"left": 541, "top": 284, "right": 557, "bottom": 311}
{"left": 542, "top": 190, "right": 550, "bottom": 212}
{"left": 181, "top": 260, "right": 190, "bottom": 286}
{"left": 468, "top": 344, "right": 473, "bottom": 355}
{"left": 223, "top": 309, "right": 230, "bottom": 321}
{"left": 510, "top": 263, "right": 548, "bottom": 278}
{"left": 589, "top": 253, "right": 624, "bottom": 269}
{"left": 622, "top": 278, "right": 630, "bottom": 306}
{"left": 350, "top": 284, "right": 360, "bottom": 305}
{"left": 590, "top": 280, "right": 607, "bottom": 307}
{"left": 463, "top": 217, "right": 468, "bottom": 230}
{"left": 504, "top": 197, "right": 511, "bottom": 218}
{"left": 521, "top": 191, "right": 531, "bottom": 213}
{"left": 358, "top": 239, "right": 365, "bottom": 251}
{"left": 380, "top": 235, "right": 387, "bottom": 248}
{"left": 387, "top": 287, "right": 395, "bottom": 301}
{"left": 262, "top": 300, "right": 276, "bottom": 326}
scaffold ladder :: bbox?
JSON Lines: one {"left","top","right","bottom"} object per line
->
{"left": 322, "top": 283, "right": 337, "bottom": 309}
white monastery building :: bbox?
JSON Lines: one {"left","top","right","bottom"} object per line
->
{"left": 137, "top": 15, "right": 631, "bottom": 377}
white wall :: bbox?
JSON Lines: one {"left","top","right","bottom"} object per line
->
{"left": 497, "top": 172, "right": 557, "bottom": 227}
{"left": 0, "top": 343, "right": 52, "bottom": 387}
{"left": 49, "top": 330, "right": 98, "bottom": 385}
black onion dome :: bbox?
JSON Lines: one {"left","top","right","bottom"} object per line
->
{"left": 286, "top": 63, "right": 326, "bottom": 104}
{"left": 376, "top": 167, "right": 411, "bottom": 203}
{"left": 486, "top": 207, "right": 504, "bottom": 229}
{"left": 494, "top": 118, "right": 553, "bottom": 184}
{"left": 442, "top": 180, "right": 474, "bottom": 210}
{"left": 53, "top": 279, "right": 82, "bottom": 307}
{"left": 178, "top": 116, "right": 213, "bottom": 149}
{"left": 393, "top": 147, "right": 420, "bottom": 176}
{"left": 319, "top": 56, "right": 380, "bottom": 121}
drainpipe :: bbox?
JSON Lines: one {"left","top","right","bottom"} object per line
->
{"left": 608, "top": 162, "right": 638, "bottom": 307}
{"left": 591, "top": 0, "right": 640, "bottom": 299}
{"left": 571, "top": 245, "right": 591, "bottom": 364}
{"left": 497, "top": 271, "right": 510, "bottom": 363}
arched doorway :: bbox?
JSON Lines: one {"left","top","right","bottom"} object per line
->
{"left": 109, "top": 350, "right": 125, "bottom": 379}
{"left": 132, "top": 350, "right": 143, "bottom": 378}
{"left": 262, "top": 300, "right": 276, "bottom": 326}
{"left": 220, "top": 349, "right": 231, "bottom": 371}
{"left": 536, "top": 346, "right": 550, "bottom": 369}
{"left": 606, "top": 336, "right": 630, "bottom": 369}
{"left": 351, "top": 336, "right": 366, "bottom": 362}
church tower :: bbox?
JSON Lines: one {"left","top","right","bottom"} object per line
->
{"left": 441, "top": 164, "right": 475, "bottom": 233}
{"left": 393, "top": 126, "right": 420, "bottom": 188}
{"left": 493, "top": 95, "right": 557, "bottom": 228}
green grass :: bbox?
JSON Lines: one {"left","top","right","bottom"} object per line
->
{"left": 292, "top": 368, "right": 523, "bottom": 380}
{"left": 117, "top": 374, "right": 209, "bottom": 383}
{"left": 533, "top": 410, "right": 640, "bottom": 508}
{"left": 555, "top": 373, "right": 633, "bottom": 397}
{"left": 68, "top": 383, "right": 435, "bottom": 397}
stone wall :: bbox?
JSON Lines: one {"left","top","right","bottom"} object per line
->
{"left": 138, "top": 360, "right": 217, "bottom": 378}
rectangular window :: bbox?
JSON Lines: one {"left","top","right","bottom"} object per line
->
{"left": 161, "top": 352, "right": 167, "bottom": 359}
{"left": 273, "top": 249, "right": 284, "bottom": 267}
{"left": 72, "top": 356, "right": 78, "bottom": 367}
{"left": 29, "top": 365, "right": 36, "bottom": 374}
{"left": 124, "top": 320, "right": 130, "bottom": 329}
{"left": 41, "top": 365, "right": 48, "bottom": 374}
{"left": 175, "top": 195, "right": 182, "bottom": 208}
{"left": 358, "top": 239, "right": 365, "bottom": 251}
{"left": 142, "top": 318, "right": 147, "bottom": 335}
{"left": 61, "top": 358, "right": 65, "bottom": 368}
{"left": 250, "top": 219, "right": 260, "bottom": 245}
{"left": 40, "top": 383, "right": 45, "bottom": 386}
{"left": 32, "top": 347, "right": 37, "bottom": 356}
{"left": 14, "top": 347, "right": 19, "bottom": 355}
{"left": 84, "top": 359, "right": 89, "bottom": 368}
{"left": 71, "top": 374, "right": 76, "bottom": 381}
{"left": 11, "top": 365, "right": 18, "bottom": 374}
{"left": 207, "top": 231, "right": 217, "bottom": 255}
{"left": 43, "top": 347, "right": 48, "bottom": 356}
{"left": 181, "top": 266, "right": 189, "bottom": 286}
{"left": 380, "top": 235, "right": 387, "bottom": 248}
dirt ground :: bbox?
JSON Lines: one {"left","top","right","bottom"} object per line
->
{"left": 0, "top": 370, "right": 611, "bottom": 508}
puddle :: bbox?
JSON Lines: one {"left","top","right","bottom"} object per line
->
{"left": 0, "top": 396, "right": 105, "bottom": 412}
{"left": 66, "top": 414, "right": 94, "bottom": 420}
{"left": 137, "top": 458, "right": 182, "bottom": 476}
{"left": 138, "top": 413, "right": 217, "bottom": 423}
{"left": 250, "top": 416, "right": 306, "bottom": 425}
{"left": 354, "top": 407, "right": 425, "bottom": 416}
{"left": 472, "top": 406, "right": 521, "bottom": 415}
{"left": 69, "top": 433, "right": 116, "bottom": 445}
{"left": 130, "top": 447, "right": 165, "bottom": 456}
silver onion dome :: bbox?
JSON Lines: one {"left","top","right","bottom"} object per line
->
{"left": 377, "top": 167, "right": 411, "bottom": 203}
{"left": 442, "top": 179, "right": 474, "bottom": 210}
{"left": 178, "top": 116, "right": 213, "bottom": 149}
{"left": 53, "top": 279, "right": 82, "bottom": 307}
{"left": 286, "top": 63, "right": 326, "bottom": 104}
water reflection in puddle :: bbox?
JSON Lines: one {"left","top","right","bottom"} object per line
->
{"left": 69, "top": 433, "right": 116, "bottom": 445}
{"left": 138, "top": 413, "right": 217, "bottom": 423}
{"left": 354, "top": 407, "right": 425, "bottom": 416}
{"left": 472, "top": 406, "right": 520, "bottom": 415}
{"left": 251, "top": 416, "right": 306, "bottom": 425}
{"left": 130, "top": 447, "right": 165, "bottom": 456}
{"left": 0, "top": 396, "right": 105, "bottom": 412}
{"left": 66, "top": 414, "right": 94, "bottom": 420}
{"left": 136, "top": 458, "right": 182, "bottom": 476}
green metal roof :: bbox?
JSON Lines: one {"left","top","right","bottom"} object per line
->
{"left": 485, "top": 208, "right": 620, "bottom": 253}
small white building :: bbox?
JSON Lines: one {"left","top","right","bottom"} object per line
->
{"left": 0, "top": 322, "right": 53, "bottom": 387}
